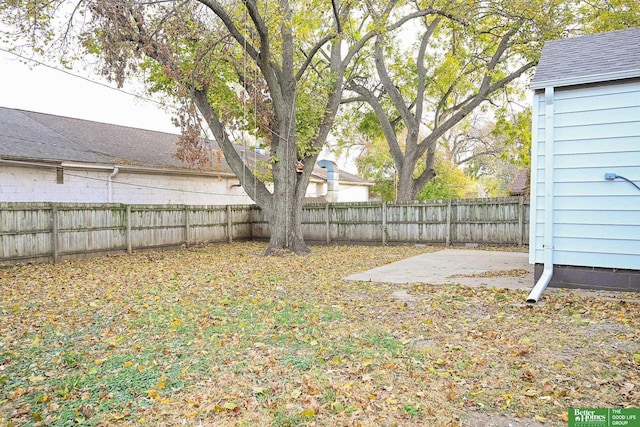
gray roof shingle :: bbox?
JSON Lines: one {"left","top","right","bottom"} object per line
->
{"left": 531, "top": 27, "right": 640, "bottom": 89}
{"left": 0, "top": 106, "right": 111, "bottom": 163}
{"left": 0, "top": 107, "right": 370, "bottom": 185}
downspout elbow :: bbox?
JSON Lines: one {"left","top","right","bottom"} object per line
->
{"left": 526, "top": 265, "right": 553, "bottom": 304}
{"left": 108, "top": 166, "right": 119, "bottom": 203}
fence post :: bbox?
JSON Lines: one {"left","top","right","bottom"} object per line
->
{"left": 518, "top": 196, "right": 524, "bottom": 247}
{"left": 325, "top": 203, "right": 331, "bottom": 245}
{"left": 184, "top": 205, "right": 190, "bottom": 248}
{"left": 227, "top": 205, "right": 233, "bottom": 243}
{"left": 445, "top": 200, "right": 452, "bottom": 247}
{"left": 51, "top": 203, "right": 59, "bottom": 263}
{"left": 126, "top": 205, "right": 132, "bottom": 254}
{"left": 381, "top": 202, "right": 387, "bottom": 245}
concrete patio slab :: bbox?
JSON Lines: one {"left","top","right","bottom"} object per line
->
{"left": 344, "top": 249, "right": 534, "bottom": 290}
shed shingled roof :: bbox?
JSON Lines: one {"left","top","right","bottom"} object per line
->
{"left": 531, "top": 27, "right": 640, "bottom": 90}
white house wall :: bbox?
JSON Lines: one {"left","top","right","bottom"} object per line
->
{"left": 0, "top": 165, "right": 254, "bottom": 205}
{"left": 1, "top": 165, "right": 371, "bottom": 204}
{"left": 110, "top": 172, "right": 252, "bottom": 205}
{"left": 306, "top": 182, "right": 326, "bottom": 199}
{"left": 304, "top": 181, "right": 369, "bottom": 202}
{"left": 1, "top": 166, "right": 107, "bottom": 203}
{"left": 531, "top": 80, "right": 640, "bottom": 270}
{"left": 336, "top": 183, "right": 369, "bottom": 202}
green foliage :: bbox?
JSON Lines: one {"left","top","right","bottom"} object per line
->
{"left": 338, "top": 0, "right": 640, "bottom": 201}
{"left": 416, "top": 158, "right": 471, "bottom": 201}
{"left": 578, "top": 0, "right": 640, "bottom": 32}
{"left": 355, "top": 134, "right": 473, "bottom": 201}
{"left": 354, "top": 134, "right": 397, "bottom": 201}
{"left": 492, "top": 109, "right": 532, "bottom": 168}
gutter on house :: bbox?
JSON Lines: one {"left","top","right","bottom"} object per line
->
{"left": 61, "top": 162, "right": 115, "bottom": 170}
{"left": 0, "top": 158, "right": 61, "bottom": 169}
{"left": 526, "top": 86, "right": 555, "bottom": 304}
{"left": 530, "top": 68, "right": 640, "bottom": 91}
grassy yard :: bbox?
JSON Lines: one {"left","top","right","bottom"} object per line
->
{"left": 1, "top": 242, "right": 638, "bottom": 426}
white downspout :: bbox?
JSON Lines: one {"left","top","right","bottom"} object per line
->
{"left": 107, "top": 166, "right": 119, "bottom": 203}
{"left": 526, "top": 86, "right": 555, "bottom": 304}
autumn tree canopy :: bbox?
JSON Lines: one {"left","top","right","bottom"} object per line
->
{"left": 1, "top": 0, "right": 381, "bottom": 254}
{"left": 338, "top": 0, "right": 640, "bottom": 201}
{"left": 2, "top": 0, "right": 638, "bottom": 252}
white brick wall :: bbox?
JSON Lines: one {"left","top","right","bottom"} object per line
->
{"left": 110, "top": 172, "right": 252, "bottom": 205}
{"left": 1, "top": 164, "right": 370, "bottom": 204}
{"left": 0, "top": 165, "right": 254, "bottom": 205}
{"left": 0, "top": 166, "right": 107, "bottom": 202}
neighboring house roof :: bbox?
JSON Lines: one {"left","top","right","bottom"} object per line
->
{"left": 531, "top": 27, "right": 640, "bottom": 90}
{"left": 0, "top": 107, "right": 370, "bottom": 185}
{"left": 508, "top": 168, "right": 529, "bottom": 196}
{"left": 303, "top": 196, "right": 328, "bottom": 204}
{"left": 0, "top": 106, "right": 236, "bottom": 173}
{"left": 0, "top": 106, "right": 111, "bottom": 164}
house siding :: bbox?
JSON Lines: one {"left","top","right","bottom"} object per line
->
{"left": 530, "top": 80, "right": 640, "bottom": 271}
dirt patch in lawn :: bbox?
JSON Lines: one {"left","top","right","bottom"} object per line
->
{"left": 1, "top": 242, "right": 638, "bottom": 426}
{"left": 462, "top": 410, "right": 546, "bottom": 426}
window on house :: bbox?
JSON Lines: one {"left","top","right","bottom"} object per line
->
{"left": 56, "top": 167, "right": 64, "bottom": 184}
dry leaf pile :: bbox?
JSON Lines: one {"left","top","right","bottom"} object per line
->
{"left": 1, "top": 242, "right": 638, "bottom": 426}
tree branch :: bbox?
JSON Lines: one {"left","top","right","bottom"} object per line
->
{"left": 197, "top": 0, "right": 260, "bottom": 62}
{"left": 192, "top": 87, "right": 272, "bottom": 207}
{"left": 346, "top": 82, "right": 404, "bottom": 167}
{"left": 373, "top": 37, "right": 415, "bottom": 131}
{"left": 418, "top": 60, "right": 535, "bottom": 160}
{"left": 295, "top": 34, "right": 334, "bottom": 81}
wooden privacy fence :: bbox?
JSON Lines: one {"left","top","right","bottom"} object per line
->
{"left": 252, "top": 196, "right": 529, "bottom": 246}
{"left": 1, "top": 197, "right": 529, "bottom": 265}
{"left": 0, "top": 203, "right": 254, "bottom": 265}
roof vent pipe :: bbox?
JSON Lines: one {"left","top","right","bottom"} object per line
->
{"left": 526, "top": 86, "right": 555, "bottom": 304}
{"left": 318, "top": 160, "right": 339, "bottom": 203}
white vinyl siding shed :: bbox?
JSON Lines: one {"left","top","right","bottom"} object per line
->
{"left": 528, "top": 27, "right": 640, "bottom": 295}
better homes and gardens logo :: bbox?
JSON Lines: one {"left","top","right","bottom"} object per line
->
{"left": 568, "top": 408, "right": 640, "bottom": 427}
{"left": 571, "top": 409, "right": 608, "bottom": 426}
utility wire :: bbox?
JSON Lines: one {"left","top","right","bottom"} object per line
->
{"left": 1, "top": 47, "right": 258, "bottom": 199}
{"left": 1, "top": 46, "right": 286, "bottom": 145}
{"left": 1, "top": 46, "right": 285, "bottom": 192}
{"left": 613, "top": 175, "right": 640, "bottom": 192}
{"left": 0, "top": 47, "right": 167, "bottom": 107}
{"left": 64, "top": 171, "right": 250, "bottom": 197}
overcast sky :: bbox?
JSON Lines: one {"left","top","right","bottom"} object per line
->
{"left": 0, "top": 49, "right": 178, "bottom": 134}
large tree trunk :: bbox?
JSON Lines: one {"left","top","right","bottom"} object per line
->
{"left": 263, "top": 114, "right": 310, "bottom": 255}
{"left": 396, "top": 161, "right": 417, "bottom": 202}
{"left": 264, "top": 193, "right": 308, "bottom": 255}
{"left": 394, "top": 143, "right": 437, "bottom": 202}
{"left": 193, "top": 85, "right": 310, "bottom": 255}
